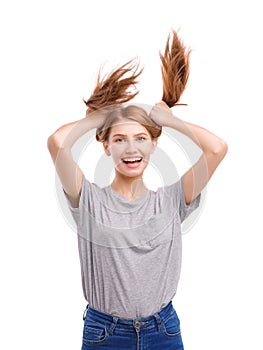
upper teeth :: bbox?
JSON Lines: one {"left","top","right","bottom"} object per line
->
{"left": 123, "top": 157, "right": 142, "bottom": 161}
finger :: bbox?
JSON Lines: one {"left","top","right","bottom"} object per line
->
{"left": 160, "top": 101, "right": 171, "bottom": 110}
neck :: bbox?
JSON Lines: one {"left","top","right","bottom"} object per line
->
{"left": 110, "top": 172, "right": 147, "bottom": 201}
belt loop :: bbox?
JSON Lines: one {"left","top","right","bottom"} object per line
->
{"left": 108, "top": 316, "right": 118, "bottom": 335}
{"left": 83, "top": 304, "right": 89, "bottom": 321}
{"left": 153, "top": 312, "right": 164, "bottom": 332}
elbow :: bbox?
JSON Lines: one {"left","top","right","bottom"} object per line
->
{"left": 47, "top": 133, "right": 62, "bottom": 163}
{"left": 47, "top": 133, "right": 58, "bottom": 152}
{"left": 47, "top": 134, "right": 54, "bottom": 152}
{"left": 47, "top": 130, "right": 65, "bottom": 151}
{"left": 212, "top": 139, "right": 228, "bottom": 160}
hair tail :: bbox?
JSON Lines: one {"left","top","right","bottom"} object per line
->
{"left": 84, "top": 58, "right": 143, "bottom": 112}
{"left": 160, "top": 30, "right": 191, "bottom": 107}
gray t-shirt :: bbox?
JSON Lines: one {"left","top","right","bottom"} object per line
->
{"left": 65, "top": 175, "right": 201, "bottom": 319}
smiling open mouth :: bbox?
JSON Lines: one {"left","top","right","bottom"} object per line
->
{"left": 122, "top": 157, "right": 143, "bottom": 164}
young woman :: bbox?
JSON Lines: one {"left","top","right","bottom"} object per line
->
{"left": 47, "top": 31, "right": 227, "bottom": 349}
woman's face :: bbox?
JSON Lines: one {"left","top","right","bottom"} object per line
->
{"left": 103, "top": 120, "right": 157, "bottom": 178}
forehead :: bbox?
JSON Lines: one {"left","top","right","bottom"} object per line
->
{"left": 109, "top": 121, "right": 150, "bottom": 137}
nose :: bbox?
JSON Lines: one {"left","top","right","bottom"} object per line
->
{"left": 124, "top": 140, "right": 138, "bottom": 153}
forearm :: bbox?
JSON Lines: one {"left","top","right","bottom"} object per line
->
{"left": 165, "top": 115, "right": 227, "bottom": 155}
{"left": 47, "top": 114, "right": 102, "bottom": 164}
{"left": 48, "top": 115, "right": 100, "bottom": 150}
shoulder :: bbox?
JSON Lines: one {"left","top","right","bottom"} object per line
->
{"left": 156, "top": 178, "right": 182, "bottom": 199}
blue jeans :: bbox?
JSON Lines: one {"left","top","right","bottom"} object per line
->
{"left": 81, "top": 301, "right": 184, "bottom": 349}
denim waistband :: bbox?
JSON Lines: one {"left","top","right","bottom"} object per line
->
{"left": 83, "top": 301, "right": 175, "bottom": 333}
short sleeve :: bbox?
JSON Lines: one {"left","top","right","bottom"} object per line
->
{"left": 178, "top": 175, "right": 201, "bottom": 223}
{"left": 162, "top": 175, "right": 201, "bottom": 224}
{"left": 63, "top": 175, "right": 92, "bottom": 227}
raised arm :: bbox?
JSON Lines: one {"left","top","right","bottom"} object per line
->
{"left": 47, "top": 59, "right": 143, "bottom": 207}
{"left": 47, "top": 112, "right": 106, "bottom": 208}
{"left": 149, "top": 101, "right": 228, "bottom": 204}
{"left": 180, "top": 120, "right": 228, "bottom": 204}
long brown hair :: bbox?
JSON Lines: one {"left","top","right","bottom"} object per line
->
{"left": 83, "top": 30, "right": 190, "bottom": 142}
{"left": 160, "top": 30, "right": 191, "bottom": 107}
{"left": 83, "top": 58, "right": 162, "bottom": 142}
{"left": 83, "top": 59, "right": 143, "bottom": 112}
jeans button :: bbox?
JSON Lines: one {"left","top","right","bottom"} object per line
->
{"left": 134, "top": 321, "right": 140, "bottom": 328}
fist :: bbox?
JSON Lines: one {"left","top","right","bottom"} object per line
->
{"left": 149, "top": 101, "right": 173, "bottom": 127}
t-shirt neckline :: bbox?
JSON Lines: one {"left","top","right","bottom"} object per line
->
{"left": 107, "top": 185, "right": 150, "bottom": 203}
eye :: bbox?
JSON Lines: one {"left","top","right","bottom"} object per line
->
{"left": 137, "top": 137, "right": 146, "bottom": 142}
{"left": 115, "top": 138, "right": 125, "bottom": 142}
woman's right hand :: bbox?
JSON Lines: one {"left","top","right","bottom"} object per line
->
{"left": 86, "top": 108, "right": 109, "bottom": 129}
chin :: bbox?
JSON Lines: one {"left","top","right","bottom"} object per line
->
{"left": 115, "top": 164, "right": 146, "bottom": 178}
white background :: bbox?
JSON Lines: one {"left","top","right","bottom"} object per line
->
{"left": 1, "top": 0, "right": 262, "bottom": 349}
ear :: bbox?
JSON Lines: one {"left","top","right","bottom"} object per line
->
{"left": 150, "top": 138, "right": 158, "bottom": 153}
{"left": 103, "top": 142, "right": 111, "bottom": 156}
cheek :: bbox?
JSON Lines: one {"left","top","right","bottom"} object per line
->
{"left": 139, "top": 142, "right": 154, "bottom": 156}
{"left": 109, "top": 145, "right": 123, "bottom": 163}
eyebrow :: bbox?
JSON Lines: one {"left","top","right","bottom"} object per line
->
{"left": 112, "top": 132, "right": 148, "bottom": 138}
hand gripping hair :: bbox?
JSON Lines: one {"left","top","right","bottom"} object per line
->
{"left": 83, "top": 29, "right": 190, "bottom": 128}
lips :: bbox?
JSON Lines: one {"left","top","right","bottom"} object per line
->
{"left": 122, "top": 157, "right": 143, "bottom": 164}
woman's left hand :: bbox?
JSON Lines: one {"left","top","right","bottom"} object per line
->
{"left": 149, "top": 101, "right": 174, "bottom": 127}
